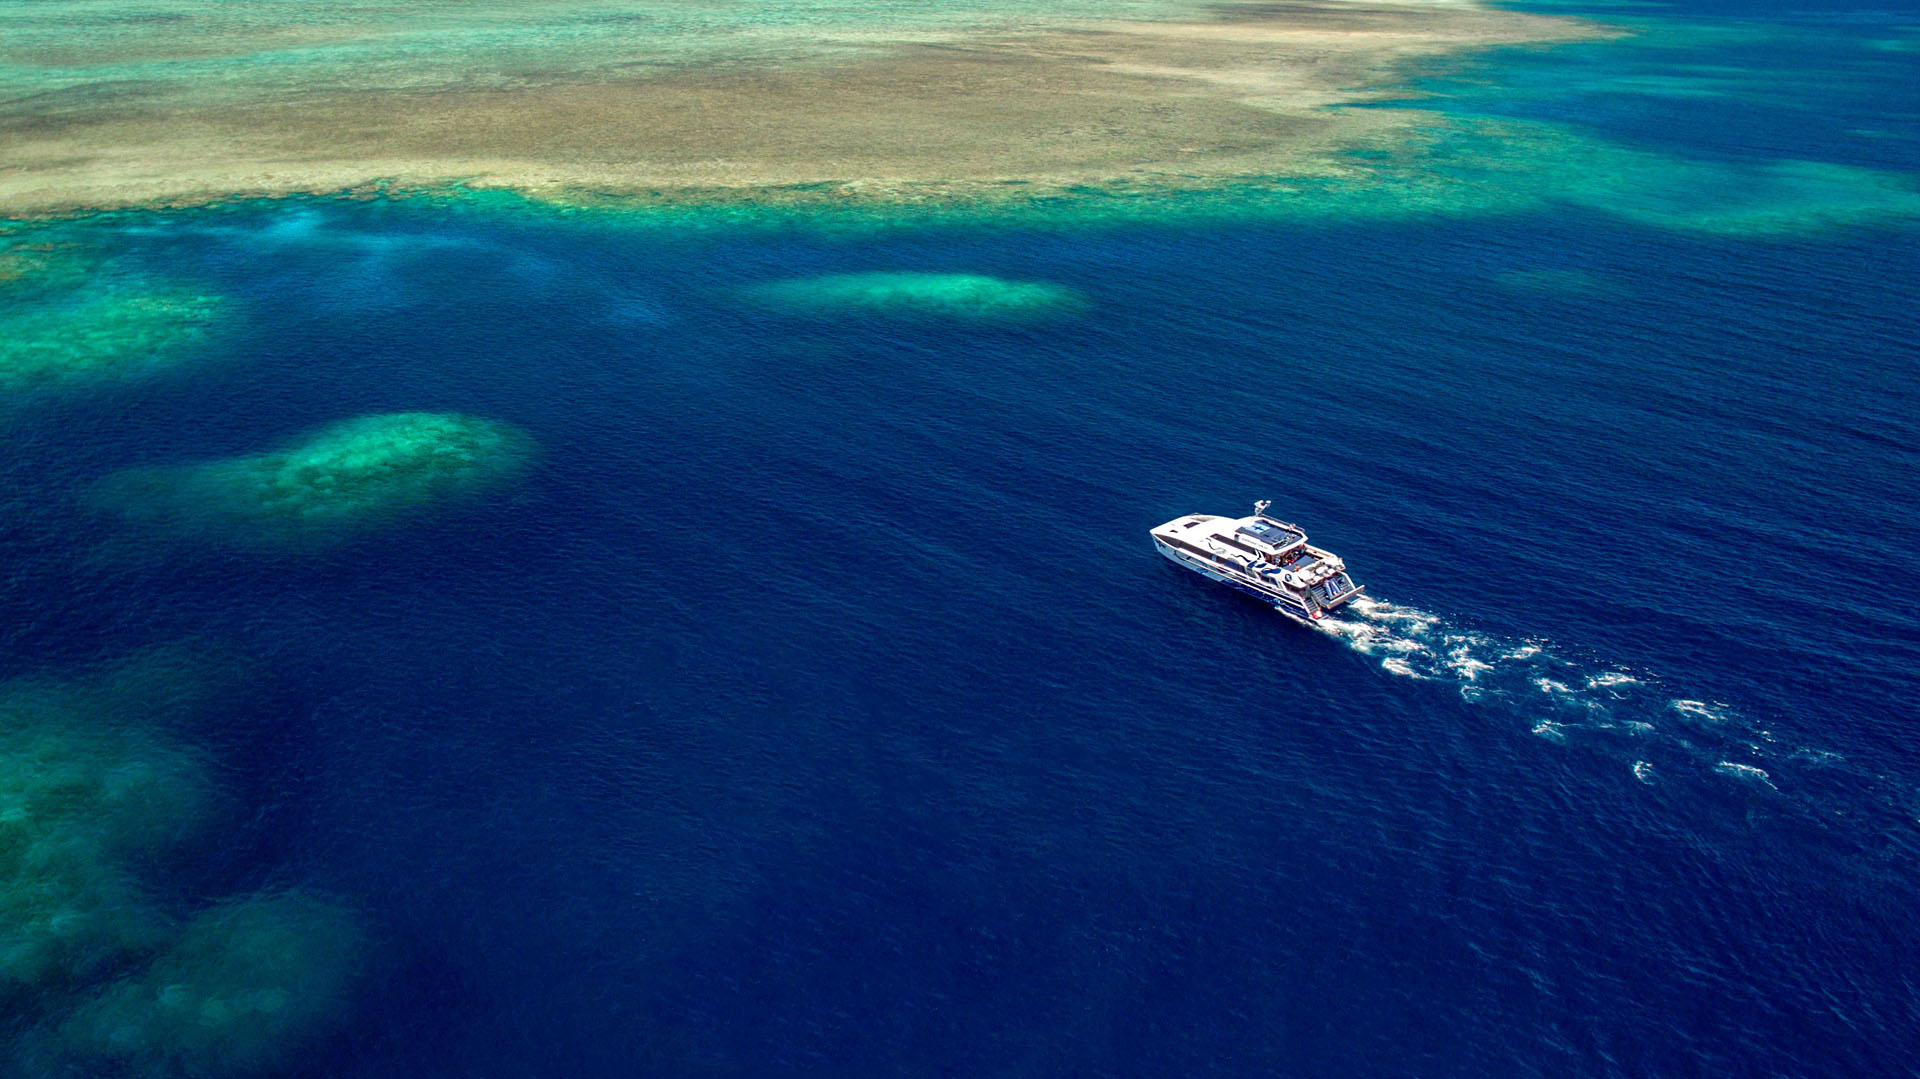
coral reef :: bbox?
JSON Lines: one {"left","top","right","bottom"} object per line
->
{"left": 0, "top": 0, "right": 1599, "bottom": 218}
{"left": 1304, "top": 114, "right": 1920, "bottom": 237}
{"left": 92, "top": 411, "right": 537, "bottom": 549}
{"left": 0, "top": 289, "right": 224, "bottom": 390}
{"left": 0, "top": 652, "right": 369, "bottom": 1076}
{"left": 739, "top": 271, "right": 1087, "bottom": 321}
{"left": 0, "top": 240, "right": 93, "bottom": 294}
{"left": 62, "top": 889, "right": 367, "bottom": 1077}
{"left": 0, "top": 655, "right": 219, "bottom": 997}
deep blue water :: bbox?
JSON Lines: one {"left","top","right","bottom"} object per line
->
{"left": 1433, "top": 0, "right": 1920, "bottom": 174}
{"left": 3, "top": 2, "right": 1919, "bottom": 1075}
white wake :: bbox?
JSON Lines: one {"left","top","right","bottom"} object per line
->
{"left": 1316, "top": 595, "right": 1795, "bottom": 789}
{"left": 1318, "top": 595, "right": 1643, "bottom": 706}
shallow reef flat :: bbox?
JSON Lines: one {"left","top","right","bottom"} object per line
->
{"left": 0, "top": 0, "right": 1604, "bottom": 216}
{"left": 1, "top": 1, "right": 1912, "bottom": 237}
{"left": 90, "top": 412, "right": 536, "bottom": 552}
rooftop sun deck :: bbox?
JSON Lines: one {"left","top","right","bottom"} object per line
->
{"left": 1235, "top": 517, "right": 1305, "bottom": 550}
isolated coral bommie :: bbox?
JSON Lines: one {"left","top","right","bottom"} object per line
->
{"left": 739, "top": 271, "right": 1088, "bottom": 321}
{"left": 92, "top": 411, "right": 536, "bottom": 548}
{"left": 61, "top": 889, "right": 367, "bottom": 1076}
{"left": 225, "top": 411, "right": 533, "bottom": 525}
{"left": 0, "top": 289, "right": 223, "bottom": 389}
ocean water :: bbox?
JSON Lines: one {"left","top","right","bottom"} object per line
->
{"left": 2, "top": 0, "right": 1918, "bottom": 1075}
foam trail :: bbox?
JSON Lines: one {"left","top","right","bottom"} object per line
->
{"left": 1670, "top": 699, "right": 1731, "bottom": 723}
{"left": 1323, "top": 595, "right": 1619, "bottom": 714}
{"left": 1314, "top": 593, "right": 1822, "bottom": 788}
{"left": 1714, "top": 761, "right": 1777, "bottom": 790}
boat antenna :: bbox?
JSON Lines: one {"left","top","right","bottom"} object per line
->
{"left": 1254, "top": 499, "right": 1271, "bottom": 517}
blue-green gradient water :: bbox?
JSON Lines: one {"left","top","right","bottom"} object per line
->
{"left": 1, "top": 0, "right": 1917, "bottom": 1075}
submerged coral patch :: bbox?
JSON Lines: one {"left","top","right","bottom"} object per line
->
{"left": 0, "top": 240, "right": 94, "bottom": 295}
{"left": 92, "top": 411, "right": 537, "bottom": 549}
{"left": 0, "top": 651, "right": 375, "bottom": 1076}
{"left": 738, "top": 271, "right": 1087, "bottom": 321}
{"left": 0, "top": 830, "right": 173, "bottom": 995}
{"left": 0, "top": 289, "right": 224, "bottom": 390}
{"left": 62, "top": 889, "right": 367, "bottom": 1076}
{"left": 1306, "top": 112, "right": 1920, "bottom": 238}
{"left": 0, "top": 655, "right": 220, "bottom": 996}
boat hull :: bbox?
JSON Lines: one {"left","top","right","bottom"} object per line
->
{"left": 1154, "top": 537, "right": 1322, "bottom": 623}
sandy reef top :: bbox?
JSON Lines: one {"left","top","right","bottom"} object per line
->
{"left": 0, "top": 0, "right": 1607, "bottom": 216}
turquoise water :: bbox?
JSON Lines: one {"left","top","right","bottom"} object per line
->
{"left": 1, "top": 1, "right": 1917, "bottom": 1074}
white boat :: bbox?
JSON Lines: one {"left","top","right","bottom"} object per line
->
{"left": 1151, "top": 501, "right": 1363, "bottom": 622}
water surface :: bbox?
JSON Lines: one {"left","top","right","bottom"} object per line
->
{"left": 0, "top": 0, "right": 1916, "bottom": 1074}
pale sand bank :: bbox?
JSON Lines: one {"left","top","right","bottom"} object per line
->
{"left": 0, "top": 0, "right": 1607, "bottom": 216}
